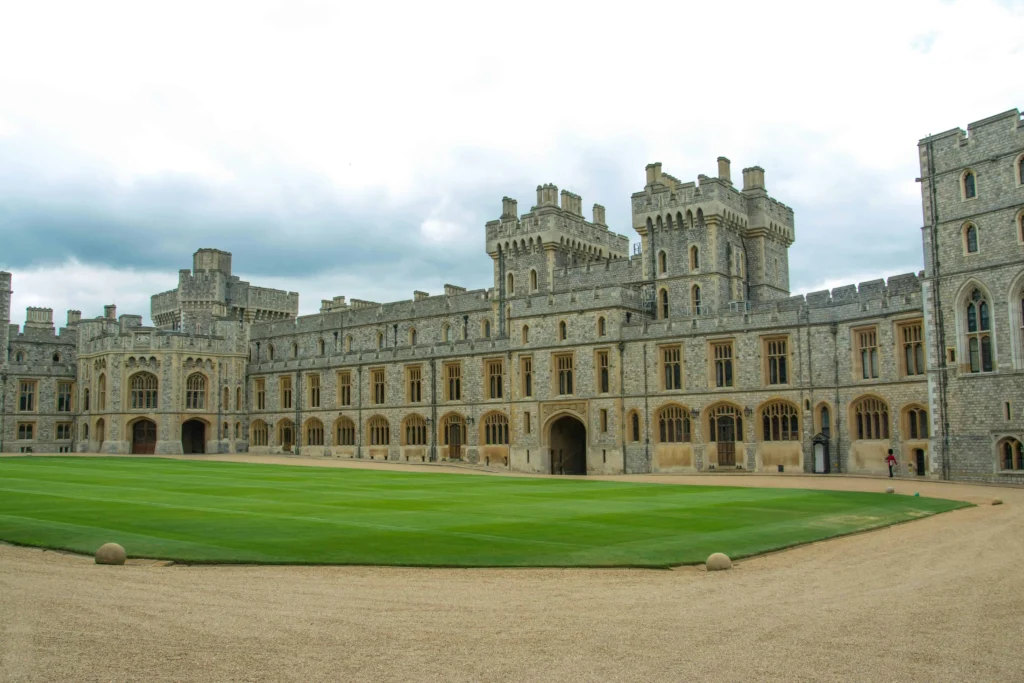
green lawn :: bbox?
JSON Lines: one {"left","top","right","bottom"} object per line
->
{"left": 0, "top": 457, "right": 968, "bottom": 567}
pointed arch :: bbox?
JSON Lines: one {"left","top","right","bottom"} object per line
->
{"left": 657, "top": 250, "right": 667, "bottom": 274}
{"left": 758, "top": 400, "right": 800, "bottom": 441}
{"left": 955, "top": 280, "right": 996, "bottom": 373}
{"left": 317, "top": 338, "right": 325, "bottom": 355}
{"left": 961, "top": 168, "right": 977, "bottom": 199}
{"left": 691, "top": 285, "right": 702, "bottom": 315}
{"left": 522, "top": 324, "right": 529, "bottom": 344}
{"left": 626, "top": 409, "right": 642, "bottom": 443}
{"left": 409, "top": 327, "right": 418, "bottom": 346}
{"left": 690, "top": 245, "right": 700, "bottom": 270}
{"left": 128, "top": 372, "right": 158, "bottom": 410}
{"left": 997, "top": 436, "right": 1023, "bottom": 471}
{"left": 305, "top": 417, "right": 324, "bottom": 446}
{"left": 506, "top": 272, "right": 515, "bottom": 295}
{"left": 659, "top": 287, "right": 669, "bottom": 319}
{"left": 344, "top": 335, "right": 352, "bottom": 353}
{"left": 656, "top": 403, "right": 691, "bottom": 443}
{"left": 963, "top": 222, "right": 979, "bottom": 254}
{"left": 251, "top": 419, "right": 269, "bottom": 446}
{"left": 402, "top": 414, "right": 428, "bottom": 446}
{"left": 529, "top": 269, "right": 538, "bottom": 292}
{"left": 185, "top": 373, "right": 207, "bottom": 410}
{"left": 334, "top": 416, "right": 356, "bottom": 446}
{"left": 441, "top": 323, "right": 450, "bottom": 343}
{"left": 901, "top": 404, "right": 929, "bottom": 440}
{"left": 367, "top": 415, "right": 390, "bottom": 446}
{"left": 481, "top": 411, "right": 509, "bottom": 445}
{"left": 849, "top": 395, "right": 890, "bottom": 440}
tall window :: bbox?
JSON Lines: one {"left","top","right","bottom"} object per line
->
{"left": 368, "top": 416, "right": 390, "bottom": 445}
{"left": 409, "top": 328, "right": 418, "bottom": 346}
{"left": 524, "top": 411, "right": 531, "bottom": 434}
{"left": 966, "top": 288, "right": 993, "bottom": 373}
{"left": 506, "top": 272, "right": 514, "bottom": 295}
{"left": 98, "top": 374, "right": 106, "bottom": 410}
{"left": 658, "top": 250, "right": 667, "bottom": 274}
{"left": 630, "top": 411, "right": 641, "bottom": 442}
{"left": 483, "top": 320, "right": 491, "bottom": 339}
{"left": 600, "top": 409, "right": 608, "bottom": 433}
{"left": 660, "top": 288, "right": 669, "bottom": 319}
{"left": 761, "top": 401, "right": 799, "bottom": 441}
{"left": 376, "top": 332, "right": 384, "bottom": 350}
{"left": 559, "top": 321, "right": 567, "bottom": 341}
{"left": 255, "top": 378, "right": 266, "bottom": 410}
{"left": 712, "top": 341, "right": 733, "bottom": 388}
{"left": 522, "top": 325, "right": 530, "bottom": 344}
{"left": 446, "top": 363, "right": 461, "bottom": 401}
{"left": 335, "top": 417, "right": 355, "bottom": 446}
{"left": 597, "top": 350, "right": 610, "bottom": 393}
{"left": 900, "top": 321, "right": 926, "bottom": 376}
{"left": 964, "top": 223, "right": 978, "bottom": 253}
{"left": 441, "top": 324, "right": 450, "bottom": 343}
{"left": 852, "top": 397, "right": 889, "bottom": 440}
{"left": 690, "top": 246, "right": 699, "bottom": 270}
{"left": 662, "top": 346, "right": 681, "bottom": 391}
{"left": 555, "top": 354, "right": 574, "bottom": 395}
{"left": 999, "top": 437, "right": 1023, "bottom": 471}
{"left": 486, "top": 359, "right": 503, "bottom": 399}
{"left": 308, "top": 374, "right": 321, "bottom": 408}
{"left": 223, "top": 386, "right": 230, "bottom": 408}
{"left": 905, "top": 406, "right": 928, "bottom": 440}
{"left": 962, "top": 170, "right": 976, "bottom": 199}
{"left": 184, "top": 374, "right": 206, "bottom": 409}
{"left": 404, "top": 415, "right": 427, "bottom": 445}
{"left": 18, "top": 423, "right": 34, "bottom": 440}
{"left": 521, "top": 357, "right": 533, "bottom": 398}
{"left": 236, "top": 387, "right": 242, "bottom": 411}
{"left": 820, "top": 405, "right": 831, "bottom": 437}
{"left": 306, "top": 419, "right": 324, "bottom": 446}
{"left": 268, "top": 345, "right": 275, "bottom": 361}
{"left": 57, "top": 381, "right": 74, "bottom": 412}
{"left": 344, "top": 336, "right": 352, "bottom": 353}
{"left": 597, "top": 317, "right": 606, "bottom": 337}
{"left": 338, "top": 371, "right": 352, "bottom": 406}
{"left": 56, "top": 423, "right": 72, "bottom": 440}
{"left": 483, "top": 412, "right": 509, "bottom": 445}
{"left": 280, "top": 376, "right": 293, "bottom": 410}
{"left": 857, "top": 328, "right": 879, "bottom": 379}
{"left": 130, "top": 374, "right": 158, "bottom": 410}
{"left": 407, "top": 365, "right": 422, "bottom": 403}
{"left": 317, "top": 339, "right": 325, "bottom": 355}
{"left": 657, "top": 405, "right": 691, "bottom": 443}
{"left": 83, "top": 388, "right": 90, "bottom": 411}
{"left": 372, "top": 368, "right": 385, "bottom": 404}
{"left": 765, "top": 338, "right": 788, "bottom": 385}
{"left": 530, "top": 269, "right": 538, "bottom": 292}
{"left": 692, "top": 285, "right": 702, "bottom": 315}
{"left": 18, "top": 380, "right": 36, "bottom": 412}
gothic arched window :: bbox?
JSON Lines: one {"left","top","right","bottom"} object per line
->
{"left": 966, "top": 288, "right": 993, "bottom": 373}
{"left": 964, "top": 223, "right": 979, "bottom": 253}
{"left": 963, "top": 170, "right": 976, "bottom": 199}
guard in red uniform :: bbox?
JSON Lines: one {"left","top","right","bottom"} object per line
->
{"left": 886, "top": 449, "right": 897, "bottom": 478}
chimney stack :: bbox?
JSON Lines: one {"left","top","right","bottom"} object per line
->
{"left": 104, "top": 304, "right": 117, "bottom": 319}
{"left": 742, "top": 166, "right": 766, "bottom": 191}
{"left": 592, "top": 204, "right": 606, "bottom": 226}
{"left": 501, "top": 197, "right": 518, "bottom": 219}
{"left": 717, "top": 157, "right": 732, "bottom": 184}
{"left": 67, "top": 310, "right": 81, "bottom": 325}
{"left": 413, "top": 291, "right": 429, "bottom": 302}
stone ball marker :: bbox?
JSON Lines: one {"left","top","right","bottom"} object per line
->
{"left": 885, "top": 487, "right": 895, "bottom": 494}
{"left": 95, "top": 543, "right": 126, "bottom": 565}
{"left": 706, "top": 552, "right": 732, "bottom": 571}
{"left": 992, "top": 499, "right": 1003, "bottom": 506}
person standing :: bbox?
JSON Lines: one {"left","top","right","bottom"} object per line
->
{"left": 886, "top": 449, "right": 897, "bottom": 478}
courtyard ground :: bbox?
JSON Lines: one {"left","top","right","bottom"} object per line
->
{"left": 1, "top": 453, "right": 1021, "bottom": 682}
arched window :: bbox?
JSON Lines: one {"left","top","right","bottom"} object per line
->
{"left": 530, "top": 269, "right": 538, "bottom": 292}
{"left": 83, "top": 388, "right": 90, "bottom": 411}
{"left": 441, "top": 414, "right": 467, "bottom": 446}
{"left": 52, "top": 352, "right": 61, "bottom": 363}
{"left": 851, "top": 396, "right": 890, "bottom": 440}
{"left": 409, "top": 328, "right": 417, "bottom": 346}
{"left": 368, "top": 416, "right": 390, "bottom": 446}
{"left": 235, "top": 422, "right": 241, "bottom": 439}
{"left": 904, "top": 406, "right": 929, "bottom": 440}
{"left": 659, "top": 288, "right": 669, "bottom": 319}
{"left": 761, "top": 401, "right": 799, "bottom": 441}
{"left": 317, "top": 339, "right": 325, "bottom": 355}
{"left": 1017, "top": 154, "right": 1024, "bottom": 186}
{"left": 559, "top": 320, "right": 567, "bottom": 341}
{"left": 344, "top": 336, "right": 352, "bottom": 353}
{"left": 129, "top": 372, "right": 158, "bottom": 410}
{"left": 964, "top": 223, "right": 979, "bottom": 254}
{"left": 522, "top": 325, "right": 529, "bottom": 344}
{"left": 291, "top": 342, "right": 298, "bottom": 359}
{"left": 820, "top": 404, "right": 831, "bottom": 437}
{"left": 277, "top": 419, "right": 294, "bottom": 450}
{"left": 966, "top": 288, "right": 993, "bottom": 373}
{"left": 597, "top": 317, "right": 606, "bottom": 337}
{"left": 186, "top": 373, "right": 207, "bottom": 410}
{"left": 251, "top": 420, "right": 268, "bottom": 446}
{"left": 81, "top": 423, "right": 89, "bottom": 440}
{"left": 335, "top": 417, "right": 356, "bottom": 446}
{"left": 306, "top": 418, "right": 324, "bottom": 446}
{"left": 483, "top": 320, "right": 491, "bottom": 339}
{"left": 690, "top": 246, "right": 700, "bottom": 270}
{"left": 404, "top": 414, "right": 427, "bottom": 446}
{"left": 507, "top": 272, "right": 515, "bottom": 295}
{"left": 962, "top": 170, "right": 976, "bottom": 199}
{"left": 658, "top": 250, "right": 667, "bottom": 274}
{"left": 236, "top": 387, "right": 242, "bottom": 410}
{"left": 708, "top": 404, "right": 742, "bottom": 442}
{"left": 14, "top": 351, "right": 24, "bottom": 363}
{"left": 629, "top": 411, "right": 641, "bottom": 443}
{"left": 998, "top": 437, "right": 1023, "bottom": 471}
{"left": 692, "top": 285, "right": 702, "bottom": 315}
{"left": 441, "top": 324, "right": 450, "bottom": 343}
{"left": 483, "top": 412, "right": 509, "bottom": 445}
{"left": 657, "top": 405, "right": 691, "bottom": 443}
{"left": 98, "top": 374, "right": 106, "bottom": 410}
{"left": 376, "top": 332, "right": 384, "bottom": 350}
{"left": 222, "top": 421, "right": 229, "bottom": 439}
{"left": 268, "top": 345, "right": 275, "bottom": 361}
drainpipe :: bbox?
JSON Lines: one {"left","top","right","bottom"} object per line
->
{"left": 430, "top": 358, "right": 437, "bottom": 462}
{"left": 0, "top": 373, "right": 6, "bottom": 453}
{"left": 642, "top": 343, "right": 650, "bottom": 473}
{"left": 617, "top": 341, "right": 626, "bottom": 474}
{"left": 356, "top": 365, "right": 363, "bottom": 459}
{"left": 831, "top": 322, "right": 841, "bottom": 473}
{"left": 295, "top": 371, "right": 301, "bottom": 455}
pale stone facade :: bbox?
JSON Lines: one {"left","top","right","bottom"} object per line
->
{"left": 2, "top": 110, "right": 1021, "bottom": 483}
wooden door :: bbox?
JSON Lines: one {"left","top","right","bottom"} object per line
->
{"left": 282, "top": 426, "right": 293, "bottom": 452}
{"left": 132, "top": 420, "right": 157, "bottom": 454}
{"left": 717, "top": 417, "right": 736, "bottom": 467}
{"left": 448, "top": 423, "right": 462, "bottom": 460}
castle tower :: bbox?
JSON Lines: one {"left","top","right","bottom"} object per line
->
{"left": 0, "top": 272, "right": 10, "bottom": 369}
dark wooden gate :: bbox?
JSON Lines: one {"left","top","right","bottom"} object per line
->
{"left": 717, "top": 417, "right": 736, "bottom": 466}
{"left": 132, "top": 420, "right": 157, "bottom": 454}
{"left": 448, "top": 423, "right": 462, "bottom": 460}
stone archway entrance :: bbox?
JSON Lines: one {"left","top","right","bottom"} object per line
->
{"left": 131, "top": 419, "right": 156, "bottom": 454}
{"left": 549, "top": 415, "right": 587, "bottom": 475}
{"left": 182, "top": 419, "right": 206, "bottom": 454}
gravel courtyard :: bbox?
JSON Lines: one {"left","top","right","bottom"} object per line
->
{"left": 1, "top": 455, "right": 1020, "bottom": 682}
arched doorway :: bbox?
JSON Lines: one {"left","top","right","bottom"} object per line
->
{"left": 914, "top": 448, "right": 926, "bottom": 476}
{"left": 709, "top": 405, "right": 742, "bottom": 467}
{"left": 131, "top": 419, "right": 157, "bottom": 454}
{"left": 549, "top": 415, "right": 587, "bottom": 475}
{"left": 95, "top": 418, "right": 106, "bottom": 451}
{"left": 182, "top": 419, "right": 206, "bottom": 454}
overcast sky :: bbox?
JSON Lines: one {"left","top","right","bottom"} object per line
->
{"left": 1, "top": 0, "right": 1022, "bottom": 327}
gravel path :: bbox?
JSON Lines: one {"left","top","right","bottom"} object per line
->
{"left": 1, "top": 455, "right": 1020, "bottom": 682}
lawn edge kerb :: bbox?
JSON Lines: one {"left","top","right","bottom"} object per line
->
{"left": 0, "top": 504, "right": 973, "bottom": 570}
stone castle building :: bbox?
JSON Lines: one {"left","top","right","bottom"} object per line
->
{"left": 2, "top": 109, "right": 1021, "bottom": 483}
